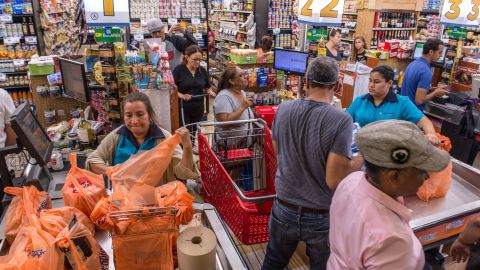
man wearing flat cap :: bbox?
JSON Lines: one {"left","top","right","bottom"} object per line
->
{"left": 328, "top": 120, "right": 450, "bottom": 270}
{"left": 145, "top": 18, "right": 197, "bottom": 70}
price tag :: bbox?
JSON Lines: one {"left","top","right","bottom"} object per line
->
{"left": 4, "top": 37, "right": 20, "bottom": 45}
{"left": 133, "top": 34, "right": 144, "bottom": 41}
{"left": 13, "top": 59, "right": 25, "bottom": 67}
{"left": 0, "top": 73, "right": 6, "bottom": 82}
{"left": 193, "top": 33, "right": 203, "bottom": 40}
{"left": 440, "top": 0, "right": 480, "bottom": 26}
{"left": 168, "top": 18, "right": 178, "bottom": 25}
{"left": 0, "top": 14, "right": 12, "bottom": 23}
{"left": 191, "top": 18, "right": 201, "bottom": 25}
{"left": 272, "top": 28, "right": 281, "bottom": 35}
{"left": 297, "top": 0, "right": 345, "bottom": 26}
{"left": 25, "top": 36, "right": 37, "bottom": 44}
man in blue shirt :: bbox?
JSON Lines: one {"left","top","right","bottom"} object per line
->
{"left": 400, "top": 38, "right": 448, "bottom": 110}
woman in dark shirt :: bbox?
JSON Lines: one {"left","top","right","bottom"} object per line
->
{"left": 353, "top": 36, "right": 368, "bottom": 64}
{"left": 173, "top": 45, "right": 215, "bottom": 138}
{"left": 326, "top": 28, "right": 342, "bottom": 62}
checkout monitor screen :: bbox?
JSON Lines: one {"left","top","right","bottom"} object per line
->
{"left": 59, "top": 58, "right": 89, "bottom": 102}
{"left": 10, "top": 103, "right": 53, "bottom": 166}
{"left": 274, "top": 49, "right": 309, "bottom": 75}
{"left": 413, "top": 41, "right": 447, "bottom": 65}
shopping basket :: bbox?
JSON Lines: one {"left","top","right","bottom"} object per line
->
{"left": 197, "top": 119, "right": 277, "bottom": 245}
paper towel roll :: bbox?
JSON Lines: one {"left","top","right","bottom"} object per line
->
{"left": 177, "top": 226, "right": 217, "bottom": 270}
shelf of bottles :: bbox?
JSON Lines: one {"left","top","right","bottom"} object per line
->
{"left": 340, "top": 0, "right": 357, "bottom": 42}
{"left": 370, "top": 11, "right": 417, "bottom": 48}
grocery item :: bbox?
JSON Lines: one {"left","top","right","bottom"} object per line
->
{"left": 155, "top": 181, "right": 195, "bottom": 225}
{"left": 417, "top": 134, "right": 453, "bottom": 202}
{"left": 62, "top": 153, "right": 106, "bottom": 216}
{"left": 39, "top": 206, "right": 95, "bottom": 238}
{"left": 3, "top": 185, "right": 51, "bottom": 244}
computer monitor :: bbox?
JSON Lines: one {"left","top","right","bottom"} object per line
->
{"left": 59, "top": 58, "right": 89, "bottom": 102}
{"left": 274, "top": 48, "right": 309, "bottom": 75}
{"left": 9, "top": 103, "right": 53, "bottom": 167}
{"left": 413, "top": 41, "right": 447, "bottom": 66}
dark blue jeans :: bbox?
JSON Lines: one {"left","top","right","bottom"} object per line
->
{"left": 261, "top": 200, "right": 330, "bottom": 270}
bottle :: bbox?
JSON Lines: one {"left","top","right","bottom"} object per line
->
{"left": 77, "top": 110, "right": 94, "bottom": 149}
{"left": 28, "top": 17, "right": 34, "bottom": 35}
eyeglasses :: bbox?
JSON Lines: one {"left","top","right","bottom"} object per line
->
{"left": 188, "top": 56, "right": 202, "bottom": 62}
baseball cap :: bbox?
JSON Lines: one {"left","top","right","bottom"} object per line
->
{"left": 147, "top": 19, "right": 165, "bottom": 34}
{"left": 356, "top": 120, "right": 450, "bottom": 172}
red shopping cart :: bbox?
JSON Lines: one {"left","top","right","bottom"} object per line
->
{"left": 197, "top": 119, "right": 277, "bottom": 245}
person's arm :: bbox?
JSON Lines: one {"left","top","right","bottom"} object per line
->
{"left": 4, "top": 124, "right": 16, "bottom": 146}
{"left": 450, "top": 217, "right": 480, "bottom": 263}
{"left": 325, "top": 115, "right": 364, "bottom": 189}
{"left": 415, "top": 87, "right": 448, "bottom": 105}
{"left": 364, "top": 234, "right": 422, "bottom": 270}
{"left": 417, "top": 116, "right": 440, "bottom": 145}
{"left": 166, "top": 25, "right": 197, "bottom": 53}
{"left": 170, "top": 128, "right": 198, "bottom": 180}
{"left": 85, "top": 130, "right": 118, "bottom": 175}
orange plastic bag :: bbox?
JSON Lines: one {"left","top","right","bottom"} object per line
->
{"left": 155, "top": 181, "right": 194, "bottom": 225}
{"left": 90, "top": 197, "right": 121, "bottom": 231}
{"left": 107, "top": 134, "right": 181, "bottom": 204}
{"left": 0, "top": 214, "right": 63, "bottom": 270}
{"left": 3, "top": 185, "right": 51, "bottom": 245}
{"left": 55, "top": 215, "right": 101, "bottom": 270}
{"left": 39, "top": 207, "right": 95, "bottom": 238}
{"left": 417, "top": 134, "right": 453, "bottom": 202}
{"left": 62, "top": 153, "right": 106, "bottom": 216}
{"left": 112, "top": 214, "right": 177, "bottom": 270}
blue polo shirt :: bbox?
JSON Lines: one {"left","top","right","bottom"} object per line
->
{"left": 347, "top": 90, "right": 425, "bottom": 127}
{"left": 400, "top": 57, "right": 432, "bottom": 111}
{"left": 113, "top": 124, "right": 165, "bottom": 165}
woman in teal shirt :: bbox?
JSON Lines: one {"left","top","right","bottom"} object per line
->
{"left": 347, "top": 65, "right": 440, "bottom": 145}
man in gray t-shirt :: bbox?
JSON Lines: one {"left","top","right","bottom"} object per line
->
{"left": 262, "top": 56, "right": 364, "bottom": 270}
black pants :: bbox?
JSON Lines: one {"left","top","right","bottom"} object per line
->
{"left": 179, "top": 100, "right": 204, "bottom": 142}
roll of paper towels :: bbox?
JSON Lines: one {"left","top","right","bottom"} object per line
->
{"left": 177, "top": 226, "right": 217, "bottom": 270}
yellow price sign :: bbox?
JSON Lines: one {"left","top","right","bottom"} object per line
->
{"left": 441, "top": 0, "right": 480, "bottom": 26}
{"left": 104, "top": 0, "right": 114, "bottom": 16}
{"left": 298, "top": 0, "right": 344, "bottom": 26}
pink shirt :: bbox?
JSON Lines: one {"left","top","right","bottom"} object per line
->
{"left": 327, "top": 171, "right": 424, "bottom": 270}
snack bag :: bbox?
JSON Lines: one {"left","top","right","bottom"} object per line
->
{"left": 0, "top": 214, "right": 63, "bottom": 270}
{"left": 62, "top": 153, "right": 106, "bottom": 216}
{"left": 107, "top": 134, "right": 181, "bottom": 204}
{"left": 55, "top": 215, "right": 101, "bottom": 270}
{"left": 155, "top": 181, "right": 194, "bottom": 225}
{"left": 39, "top": 206, "right": 95, "bottom": 238}
{"left": 417, "top": 134, "right": 453, "bottom": 202}
{"left": 3, "top": 185, "right": 51, "bottom": 244}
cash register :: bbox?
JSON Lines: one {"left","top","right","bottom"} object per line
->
{"left": 0, "top": 102, "right": 53, "bottom": 209}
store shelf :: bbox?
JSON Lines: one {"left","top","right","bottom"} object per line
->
{"left": 343, "top": 12, "right": 358, "bottom": 16}
{"left": 215, "top": 38, "right": 249, "bottom": 46}
{"left": 211, "top": 9, "right": 252, "bottom": 14}
{"left": 0, "top": 71, "right": 28, "bottom": 75}
{"left": 341, "top": 38, "right": 354, "bottom": 42}
{"left": 130, "top": 17, "right": 207, "bottom": 22}
{"left": 421, "top": 9, "right": 440, "bottom": 14}
{"left": 2, "top": 85, "right": 30, "bottom": 90}
{"left": 210, "top": 18, "right": 245, "bottom": 23}
{"left": 268, "top": 28, "right": 293, "bottom": 34}
{"left": 372, "top": 28, "right": 417, "bottom": 30}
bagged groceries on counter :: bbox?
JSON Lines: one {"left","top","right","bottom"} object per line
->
{"left": 90, "top": 197, "right": 121, "bottom": 231}
{"left": 39, "top": 207, "right": 95, "bottom": 238}
{"left": 107, "top": 134, "right": 181, "bottom": 204}
{"left": 0, "top": 214, "right": 63, "bottom": 270}
{"left": 156, "top": 181, "right": 194, "bottom": 225}
{"left": 62, "top": 153, "right": 106, "bottom": 216}
{"left": 55, "top": 215, "right": 102, "bottom": 270}
{"left": 417, "top": 133, "right": 453, "bottom": 202}
{"left": 3, "top": 185, "right": 51, "bottom": 244}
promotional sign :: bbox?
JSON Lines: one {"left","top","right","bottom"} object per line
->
{"left": 85, "top": 0, "right": 129, "bottom": 27}
{"left": 297, "top": 0, "right": 344, "bottom": 26}
{"left": 440, "top": 0, "right": 480, "bottom": 26}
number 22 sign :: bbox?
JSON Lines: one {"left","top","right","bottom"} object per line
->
{"left": 297, "top": 0, "right": 345, "bottom": 26}
{"left": 440, "top": 0, "right": 480, "bottom": 26}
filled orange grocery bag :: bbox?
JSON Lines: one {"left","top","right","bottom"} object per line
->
{"left": 39, "top": 206, "right": 95, "bottom": 238}
{"left": 155, "top": 181, "right": 194, "bottom": 225}
{"left": 0, "top": 213, "right": 63, "bottom": 270}
{"left": 55, "top": 215, "right": 102, "bottom": 270}
{"left": 107, "top": 134, "right": 181, "bottom": 203}
{"left": 417, "top": 133, "right": 453, "bottom": 202}
{"left": 62, "top": 153, "right": 106, "bottom": 216}
{"left": 90, "top": 197, "right": 121, "bottom": 231}
{"left": 3, "top": 185, "right": 51, "bottom": 244}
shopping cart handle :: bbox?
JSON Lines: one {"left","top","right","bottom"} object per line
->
{"left": 231, "top": 180, "right": 276, "bottom": 203}
{"left": 198, "top": 118, "right": 268, "bottom": 127}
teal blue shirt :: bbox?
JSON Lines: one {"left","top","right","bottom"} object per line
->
{"left": 113, "top": 124, "right": 165, "bottom": 165}
{"left": 346, "top": 90, "right": 425, "bottom": 127}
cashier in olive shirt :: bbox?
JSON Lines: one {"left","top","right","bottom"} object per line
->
{"left": 173, "top": 45, "right": 215, "bottom": 137}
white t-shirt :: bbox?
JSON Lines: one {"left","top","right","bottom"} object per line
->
{"left": 0, "top": 89, "right": 15, "bottom": 148}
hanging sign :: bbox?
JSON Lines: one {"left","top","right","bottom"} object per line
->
{"left": 440, "top": 0, "right": 480, "bottom": 26}
{"left": 297, "top": 0, "right": 345, "bottom": 26}
{"left": 85, "top": 0, "right": 130, "bottom": 27}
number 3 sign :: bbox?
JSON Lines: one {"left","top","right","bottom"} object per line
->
{"left": 441, "top": 0, "right": 480, "bottom": 26}
{"left": 297, "top": 0, "right": 345, "bottom": 26}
